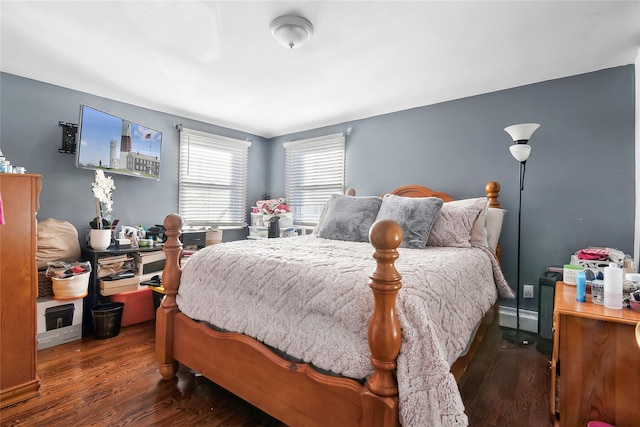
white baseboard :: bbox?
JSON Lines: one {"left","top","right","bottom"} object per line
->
{"left": 499, "top": 306, "right": 538, "bottom": 334}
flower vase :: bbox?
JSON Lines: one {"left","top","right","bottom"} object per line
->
{"left": 90, "top": 229, "right": 112, "bottom": 250}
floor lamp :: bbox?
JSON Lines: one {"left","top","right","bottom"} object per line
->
{"left": 502, "top": 123, "right": 540, "bottom": 345}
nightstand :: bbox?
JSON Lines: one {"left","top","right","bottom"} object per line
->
{"left": 550, "top": 281, "right": 640, "bottom": 426}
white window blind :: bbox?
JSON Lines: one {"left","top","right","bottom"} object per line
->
{"left": 179, "top": 128, "right": 251, "bottom": 227}
{"left": 284, "top": 133, "right": 345, "bottom": 225}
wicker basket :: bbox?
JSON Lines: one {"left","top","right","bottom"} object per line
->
{"left": 38, "top": 269, "right": 54, "bottom": 298}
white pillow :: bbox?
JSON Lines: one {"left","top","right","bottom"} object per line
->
{"left": 485, "top": 208, "right": 506, "bottom": 253}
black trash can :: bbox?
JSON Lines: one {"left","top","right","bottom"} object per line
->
{"left": 91, "top": 302, "right": 124, "bottom": 339}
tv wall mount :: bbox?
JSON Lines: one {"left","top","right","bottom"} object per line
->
{"left": 58, "top": 121, "right": 78, "bottom": 154}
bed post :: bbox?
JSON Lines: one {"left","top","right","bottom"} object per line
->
{"left": 485, "top": 181, "right": 502, "bottom": 261}
{"left": 156, "top": 213, "right": 183, "bottom": 380}
{"left": 361, "top": 219, "right": 403, "bottom": 427}
{"left": 485, "top": 181, "right": 501, "bottom": 208}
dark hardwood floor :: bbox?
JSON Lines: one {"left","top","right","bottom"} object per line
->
{"left": 1, "top": 320, "right": 554, "bottom": 426}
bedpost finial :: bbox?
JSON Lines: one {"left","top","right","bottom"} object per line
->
{"left": 485, "top": 181, "right": 500, "bottom": 194}
{"left": 369, "top": 219, "right": 403, "bottom": 250}
{"left": 164, "top": 213, "right": 183, "bottom": 231}
{"left": 485, "top": 181, "right": 501, "bottom": 208}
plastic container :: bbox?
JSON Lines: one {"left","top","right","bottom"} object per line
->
{"left": 91, "top": 302, "right": 124, "bottom": 339}
{"left": 250, "top": 211, "right": 263, "bottom": 226}
{"left": 575, "top": 271, "right": 586, "bottom": 302}
{"left": 591, "top": 279, "right": 604, "bottom": 305}
{"left": 111, "top": 289, "right": 155, "bottom": 326}
{"left": 603, "top": 262, "right": 623, "bottom": 309}
{"left": 563, "top": 264, "right": 582, "bottom": 285}
{"left": 206, "top": 229, "right": 223, "bottom": 246}
{"left": 249, "top": 226, "right": 268, "bottom": 238}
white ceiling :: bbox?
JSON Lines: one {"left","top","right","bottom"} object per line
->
{"left": 1, "top": 1, "right": 639, "bottom": 138}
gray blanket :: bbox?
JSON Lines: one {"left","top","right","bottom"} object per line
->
{"left": 177, "top": 235, "right": 513, "bottom": 426}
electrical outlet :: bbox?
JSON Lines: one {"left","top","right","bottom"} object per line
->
{"left": 523, "top": 284, "right": 534, "bottom": 299}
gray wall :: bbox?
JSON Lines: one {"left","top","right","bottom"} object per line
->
{"left": 0, "top": 72, "right": 269, "bottom": 243}
{"left": 0, "top": 66, "right": 635, "bottom": 311}
{"left": 268, "top": 66, "right": 636, "bottom": 311}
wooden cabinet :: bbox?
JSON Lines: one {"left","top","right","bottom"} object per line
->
{"left": 0, "top": 174, "right": 42, "bottom": 408}
{"left": 551, "top": 281, "right": 640, "bottom": 427}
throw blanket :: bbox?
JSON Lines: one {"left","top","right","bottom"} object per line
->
{"left": 177, "top": 235, "right": 513, "bottom": 426}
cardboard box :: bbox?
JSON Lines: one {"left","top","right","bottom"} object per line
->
{"left": 100, "top": 276, "right": 140, "bottom": 296}
{"left": 111, "top": 288, "right": 155, "bottom": 326}
{"left": 36, "top": 297, "right": 83, "bottom": 350}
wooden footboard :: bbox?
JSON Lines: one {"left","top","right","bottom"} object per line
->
{"left": 157, "top": 215, "right": 404, "bottom": 426}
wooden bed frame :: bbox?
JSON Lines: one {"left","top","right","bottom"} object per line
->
{"left": 156, "top": 181, "right": 502, "bottom": 427}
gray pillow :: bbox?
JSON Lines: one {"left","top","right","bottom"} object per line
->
{"left": 317, "top": 194, "right": 383, "bottom": 242}
{"left": 375, "top": 194, "right": 444, "bottom": 249}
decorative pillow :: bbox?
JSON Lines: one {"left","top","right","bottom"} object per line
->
{"left": 312, "top": 199, "right": 331, "bottom": 234}
{"left": 375, "top": 194, "right": 443, "bottom": 249}
{"left": 427, "top": 200, "right": 484, "bottom": 248}
{"left": 468, "top": 198, "right": 490, "bottom": 246}
{"left": 317, "top": 194, "right": 382, "bottom": 242}
{"left": 485, "top": 208, "right": 507, "bottom": 252}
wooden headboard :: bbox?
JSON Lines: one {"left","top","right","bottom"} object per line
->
{"left": 387, "top": 181, "right": 501, "bottom": 208}
{"left": 386, "top": 181, "right": 502, "bottom": 261}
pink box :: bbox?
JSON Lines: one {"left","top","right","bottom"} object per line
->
{"left": 111, "top": 288, "right": 155, "bottom": 326}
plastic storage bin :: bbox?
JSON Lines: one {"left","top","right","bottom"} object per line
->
{"left": 248, "top": 226, "right": 268, "bottom": 239}
{"left": 111, "top": 288, "right": 155, "bottom": 326}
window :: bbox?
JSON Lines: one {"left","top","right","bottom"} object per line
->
{"left": 284, "top": 133, "right": 345, "bottom": 225}
{"left": 179, "top": 128, "right": 251, "bottom": 227}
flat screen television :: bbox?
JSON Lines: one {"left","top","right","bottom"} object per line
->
{"left": 76, "top": 105, "right": 162, "bottom": 180}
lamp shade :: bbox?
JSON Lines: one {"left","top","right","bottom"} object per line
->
{"left": 509, "top": 144, "right": 531, "bottom": 162}
{"left": 504, "top": 123, "right": 540, "bottom": 142}
{"left": 270, "top": 15, "right": 314, "bottom": 49}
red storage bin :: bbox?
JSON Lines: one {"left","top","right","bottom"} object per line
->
{"left": 110, "top": 288, "right": 155, "bottom": 326}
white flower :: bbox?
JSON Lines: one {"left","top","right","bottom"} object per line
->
{"left": 92, "top": 169, "right": 115, "bottom": 212}
{"left": 92, "top": 170, "right": 116, "bottom": 229}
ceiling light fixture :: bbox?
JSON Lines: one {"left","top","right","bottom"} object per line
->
{"left": 270, "top": 15, "right": 314, "bottom": 49}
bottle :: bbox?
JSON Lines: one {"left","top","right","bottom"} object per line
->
{"left": 603, "top": 262, "right": 623, "bottom": 309}
{"left": 575, "top": 270, "right": 586, "bottom": 302}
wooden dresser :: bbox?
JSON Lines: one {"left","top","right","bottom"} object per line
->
{"left": 0, "top": 174, "right": 42, "bottom": 408}
{"left": 551, "top": 281, "right": 640, "bottom": 427}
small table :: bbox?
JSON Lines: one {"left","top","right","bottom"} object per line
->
{"left": 551, "top": 281, "right": 640, "bottom": 426}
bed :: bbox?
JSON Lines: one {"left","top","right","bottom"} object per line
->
{"left": 156, "top": 181, "right": 514, "bottom": 426}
